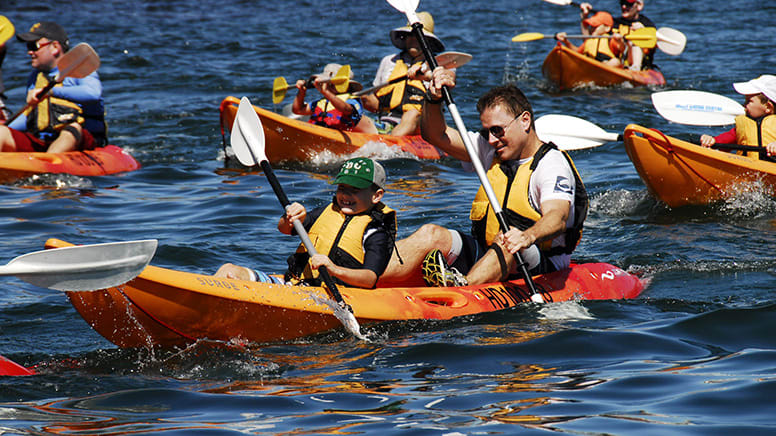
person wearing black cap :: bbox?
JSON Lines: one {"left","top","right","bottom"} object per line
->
{"left": 360, "top": 11, "right": 444, "bottom": 137}
{"left": 579, "top": 0, "right": 657, "bottom": 70}
{"left": 0, "top": 21, "right": 106, "bottom": 153}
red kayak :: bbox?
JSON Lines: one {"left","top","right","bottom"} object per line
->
{"left": 0, "top": 354, "right": 34, "bottom": 376}
{"left": 0, "top": 145, "right": 140, "bottom": 184}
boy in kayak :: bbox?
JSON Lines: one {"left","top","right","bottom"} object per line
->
{"left": 360, "top": 11, "right": 444, "bottom": 136}
{"left": 0, "top": 21, "right": 106, "bottom": 153}
{"left": 579, "top": 0, "right": 656, "bottom": 71}
{"left": 556, "top": 11, "right": 623, "bottom": 68}
{"left": 215, "top": 157, "right": 398, "bottom": 289}
{"left": 377, "top": 67, "right": 587, "bottom": 288}
{"left": 700, "top": 75, "right": 776, "bottom": 160}
{"left": 291, "top": 64, "right": 377, "bottom": 134}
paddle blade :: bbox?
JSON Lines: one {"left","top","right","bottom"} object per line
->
{"left": 511, "top": 32, "right": 547, "bottom": 43}
{"left": 656, "top": 27, "right": 686, "bottom": 56}
{"left": 0, "top": 240, "right": 157, "bottom": 291}
{"left": 55, "top": 43, "right": 100, "bottom": 81}
{"left": 230, "top": 96, "right": 267, "bottom": 166}
{"left": 0, "top": 16, "right": 15, "bottom": 46}
{"left": 651, "top": 90, "right": 744, "bottom": 126}
{"left": 625, "top": 27, "right": 657, "bottom": 49}
{"left": 272, "top": 76, "right": 289, "bottom": 104}
{"left": 536, "top": 114, "right": 620, "bottom": 150}
{"left": 386, "top": 0, "right": 420, "bottom": 15}
{"left": 331, "top": 64, "right": 351, "bottom": 94}
{"left": 541, "top": 0, "right": 575, "bottom": 5}
{"left": 435, "top": 51, "right": 472, "bottom": 69}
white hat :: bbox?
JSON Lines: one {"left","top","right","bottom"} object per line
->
{"left": 389, "top": 11, "right": 444, "bottom": 53}
{"left": 733, "top": 74, "right": 776, "bottom": 104}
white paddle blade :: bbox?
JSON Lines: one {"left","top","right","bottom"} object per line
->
{"left": 0, "top": 240, "right": 157, "bottom": 291}
{"left": 435, "top": 51, "right": 473, "bottom": 69}
{"left": 230, "top": 96, "right": 267, "bottom": 166}
{"left": 386, "top": 0, "right": 420, "bottom": 20}
{"left": 656, "top": 27, "right": 686, "bottom": 56}
{"left": 55, "top": 43, "right": 100, "bottom": 80}
{"left": 535, "top": 114, "right": 620, "bottom": 150}
{"left": 541, "top": 0, "right": 574, "bottom": 4}
{"left": 651, "top": 90, "right": 744, "bottom": 126}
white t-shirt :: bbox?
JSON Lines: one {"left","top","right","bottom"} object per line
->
{"left": 463, "top": 131, "right": 576, "bottom": 270}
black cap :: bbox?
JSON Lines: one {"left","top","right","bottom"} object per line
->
{"left": 17, "top": 22, "right": 69, "bottom": 50}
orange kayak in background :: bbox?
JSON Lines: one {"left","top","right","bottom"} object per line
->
{"left": 219, "top": 96, "right": 446, "bottom": 163}
{"left": 623, "top": 124, "right": 776, "bottom": 207}
{"left": 45, "top": 238, "right": 646, "bottom": 348}
{"left": 0, "top": 145, "right": 140, "bottom": 184}
{"left": 541, "top": 44, "right": 666, "bottom": 91}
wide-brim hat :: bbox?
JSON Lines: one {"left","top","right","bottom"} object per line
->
{"left": 16, "top": 21, "right": 69, "bottom": 51}
{"left": 314, "top": 63, "right": 363, "bottom": 93}
{"left": 733, "top": 75, "right": 776, "bottom": 104}
{"left": 389, "top": 11, "right": 444, "bottom": 53}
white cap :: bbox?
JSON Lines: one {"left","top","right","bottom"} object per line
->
{"left": 733, "top": 75, "right": 776, "bottom": 104}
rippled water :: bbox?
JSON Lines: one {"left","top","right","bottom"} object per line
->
{"left": 0, "top": 0, "right": 775, "bottom": 434}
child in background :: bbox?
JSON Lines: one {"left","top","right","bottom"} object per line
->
{"left": 292, "top": 63, "right": 377, "bottom": 134}
{"left": 215, "top": 158, "right": 397, "bottom": 289}
{"left": 556, "top": 11, "right": 623, "bottom": 68}
{"left": 700, "top": 75, "right": 776, "bottom": 160}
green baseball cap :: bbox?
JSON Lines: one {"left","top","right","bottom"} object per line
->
{"left": 331, "top": 157, "right": 386, "bottom": 189}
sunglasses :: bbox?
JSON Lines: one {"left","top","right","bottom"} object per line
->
{"left": 620, "top": 0, "right": 638, "bottom": 7}
{"left": 479, "top": 113, "right": 523, "bottom": 139}
{"left": 26, "top": 39, "right": 53, "bottom": 52}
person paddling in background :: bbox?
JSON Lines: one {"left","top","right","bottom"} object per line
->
{"left": 360, "top": 11, "right": 444, "bottom": 136}
{"left": 556, "top": 11, "right": 623, "bottom": 68}
{"left": 0, "top": 21, "right": 106, "bottom": 153}
{"left": 377, "top": 66, "right": 587, "bottom": 288}
{"left": 215, "top": 158, "right": 398, "bottom": 289}
{"left": 292, "top": 64, "right": 377, "bottom": 134}
{"left": 579, "top": 0, "right": 656, "bottom": 71}
{"left": 700, "top": 75, "right": 776, "bottom": 160}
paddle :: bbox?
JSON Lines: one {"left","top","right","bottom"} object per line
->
{"left": 272, "top": 64, "right": 352, "bottom": 104}
{"left": 651, "top": 90, "right": 745, "bottom": 126}
{"left": 0, "top": 239, "right": 157, "bottom": 291}
{"left": 0, "top": 16, "right": 15, "bottom": 46}
{"left": 513, "top": 27, "right": 685, "bottom": 54}
{"left": 230, "top": 96, "right": 365, "bottom": 339}
{"left": 535, "top": 114, "right": 621, "bottom": 150}
{"left": 353, "top": 51, "right": 473, "bottom": 97}
{"left": 386, "top": 0, "right": 543, "bottom": 303}
{"left": 5, "top": 43, "right": 100, "bottom": 126}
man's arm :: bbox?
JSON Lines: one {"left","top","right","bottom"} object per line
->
{"left": 499, "top": 199, "right": 570, "bottom": 254}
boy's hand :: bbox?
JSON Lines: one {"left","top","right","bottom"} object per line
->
{"left": 700, "top": 134, "right": 716, "bottom": 148}
{"left": 309, "top": 254, "right": 335, "bottom": 271}
{"left": 285, "top": 202, "right": 307, "bottom": 223}
{"left": 767, "top": 142, "right": 776, "bottom": 156}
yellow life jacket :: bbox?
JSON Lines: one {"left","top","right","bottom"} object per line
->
{"left": 375, "top": 59, "right": 426, "bottom": 116}
{"left": 469, "top": 143, "right": 588, "bottom": 256}
{"left": 286, "top": 201, "right": 397, "bottom": 286}
{"left": 24, "top": 72, "right": 84, "bottom": 137}
{"left": 734, "top": 114, "right": 776, "bottom": 159}
{"left": 581, "top": 38, "right": 617, "bottom": 62}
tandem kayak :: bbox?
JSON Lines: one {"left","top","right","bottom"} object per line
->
{"left": 45, "top": 239, "right": 646, "bottom": 348}
{"left": 0, "top": 145, "right": 140, "bottom": 184}
{"left": 219, "top": 96, "right": 446, "bottom": 163}
{"left": 541, "top": 44, "right": 666, "bottom": 91}
{"left": 623, "top": 124, "right": 776, "bottom": 207}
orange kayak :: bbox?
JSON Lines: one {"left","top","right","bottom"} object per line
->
{"left": 0, "top": 145, "right": 140, "bottom": 184}
{"left": 219, "top": 96, "right": 446, "bottom": 162}
{"left": 623, "top": 124, "right": 776, "bottom": 207}
{"left": 541, "top": 44, "right": 666, "bottom": 91}
{"left": 45, "top": 238, "right": 646, "bottom": 348}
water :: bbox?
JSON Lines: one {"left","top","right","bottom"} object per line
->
{"left": 1, "top": 0, "right": 775, "bottom": 433}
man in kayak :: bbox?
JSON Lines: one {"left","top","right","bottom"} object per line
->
{"left": 579, "top": 0, "right": 656, "bottom": 71}
{"left": 291, "top": 63, "right": 377, "bottom": 134}
{"left": 0, "top": 21, "right": 106, "bottom": 153}
{"left": 556, "top": 11, "right": 622, "bottom": 68}
{"left": 378, "top": 67, "right": 587, "bottom": 288}
{"left": 700, "top": 75, "right": 776, "bottom": 160}
{"left": 360, "top": 11, "right": 444, "bottom": 136}
{"left": 215, "top": 157, "right": 398, "bottom": 289}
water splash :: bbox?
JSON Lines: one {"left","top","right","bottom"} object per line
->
{"left": 538, "top": 300, "right": 595, "bottom": 321}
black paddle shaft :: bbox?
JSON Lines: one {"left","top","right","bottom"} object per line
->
{"left": 410, "top": 22, "right": 541, "bottom": 297}
{"left": 259, "top": 160, "right": 353, "bottom": 313}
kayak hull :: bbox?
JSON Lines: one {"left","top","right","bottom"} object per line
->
{"left": 46, "top": 239, "right": 645, "bottom": 348}
{"left": 0, "top": 145, "right": 139, "bottom": 184}
{"left": 623, "top": 124, "right": 776, "bottom": 207}
{"left": 541, "top": 44, "right": 665, "bottom": 91}
{"left": 219, "top": 96, "right": 446, "bottom": 162}
{"left": 0, "top": 355, "right": 34, "bottom": 376}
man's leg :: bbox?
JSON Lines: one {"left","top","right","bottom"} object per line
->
{"left": 378, "top": 223, "right": 453, "bottom": 287}
{"left": 0, "top": 126, "right": 18, "bottom": 152}
{"left": 46, "top": 123, "right": 81, "bottom": 153}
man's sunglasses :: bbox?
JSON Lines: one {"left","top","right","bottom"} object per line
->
{"left": 479, "top": 114, "right": 523, "bottom": 139}
{"left": 27, "top": 40, "right": 53, "bottom": 52}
